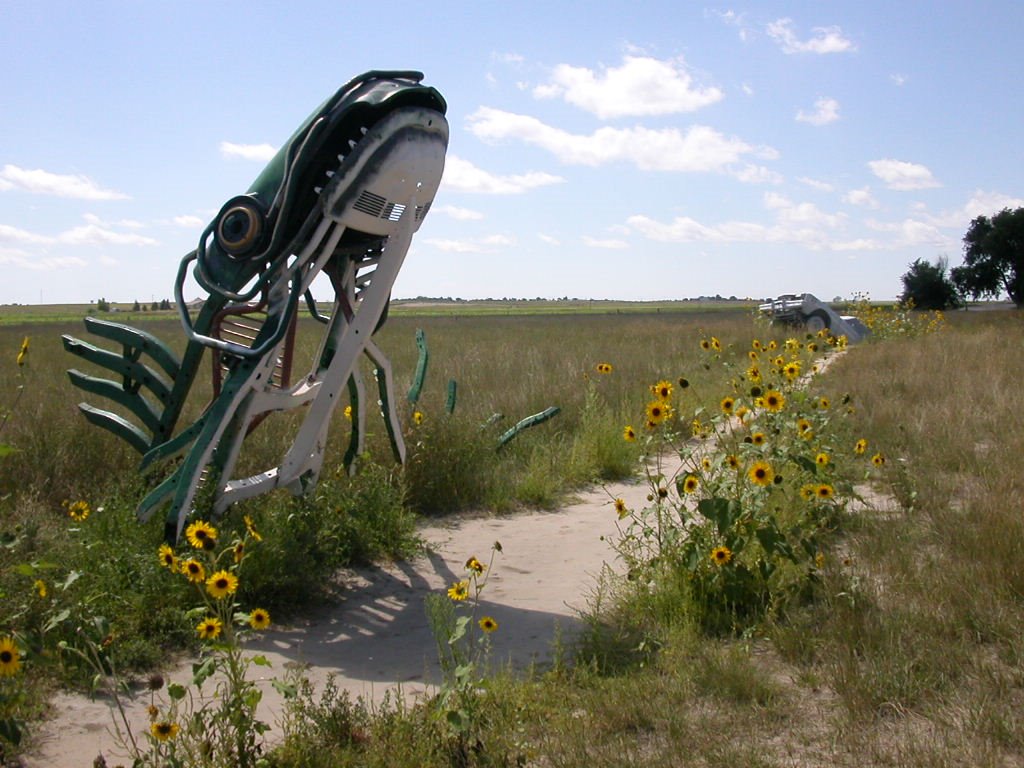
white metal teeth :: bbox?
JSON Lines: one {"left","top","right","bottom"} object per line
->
{"left": 348, "top": 139, "right": 358, "bottom": 149}
{"left": 314, "top": 186, "right": 322, "bottom": 194}
{"left": 359, "top": 126, "right": 368, "bottom": 135}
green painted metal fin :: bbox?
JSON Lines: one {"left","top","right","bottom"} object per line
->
{"left": 139, "top": 415, "right": 208, "bottom": 471}
{"left": 375, "top": 366, "right": 404, "bottom": 465}
{"left": 62, "top": 335, "right": 172, "bottom": 405}
{"left": 342, "top": 374, "right": 362, "bottom": 470}
{"left": 67, "top": 369, "right": 161, "bottom": 432}
{"left": 81, "top": 317, "right": 181, "bottom": 380}
{"left": 77, "top": 403, "right": 150, "bottom": 454}
{"left": 497, "top": 406, "right": 561, "bottom": 449}
{"left": 445, "top": 379, "right": 458, "bottom": 414}
{"left": 407, "top": 328, "right": 428, "bottom": 403}
{"left": 136, "top": 467, "right": 181, "bottom": 523}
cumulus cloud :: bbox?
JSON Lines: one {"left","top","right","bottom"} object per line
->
{"left": 435, "top": 204, "right": 485, "bottom": 221}
{"left": 767, "top": 19, "right": 857, "bottom": 54}
{"left": 173, "top": 215, "right": 206, "bottom": 228}
{"left": 582, "top": 236, "right": 629, "bottom": 249}
{"left": 868, "top": 159, "right": 940, "bottom": 190}
{"left": 538, "top": 233, "right": 560, "bottom": 245}
{"left": 422, "top": 233, "right": 516, "bottom": 253}
{"left": 0, "top": 248, "right": 89, "bottom": 271}
{"left": 533, "top": 55, "right": 723, "bottom": 118}
{"left": 844, "top": 187, "right": 880, "bottom": 208}
{"left": 467, "top": 107, "right": 762, "bottom": 173}
{"left": 734, "top": 164, "right": 784, "bottom": 184}
{"left": 441, "top": 155, "right": 563, "bottom": 194}
{"left": 866, "top": 217, "right": 949, "bottom": 247}
{"left": 796, "top": 97, "right": 840, "bottom": 126}
{"left": 798, "top": 176, "right": 835, "bottom": 192}
{"left": 219, "top": 142, "right": 278, "bottom": 162}
{"left": 57, "top": 224, "right": 158, "bottom": 246}
{"left": 0, "top": 164, "right": 128, "bottom": 200}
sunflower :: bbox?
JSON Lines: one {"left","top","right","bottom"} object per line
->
{"left": 651, "top": 380, "right": 673, "bottom": 401}
{"left": 752, "top": 339, "right": 762, "bottom": 351}
{"left": 478, "top": 616, "right": 498, "bottom": 633}
{"left": 735, "top": 405, "right": 751, "bottom": 422}
{"left": 700, "top": 339, "right": 711, "bottom": 351}
{"left": 0, "top": 637, "right": 21, "bottom": 676}
{"left": 205, "top": 570, "right": 239, "bottom": 600}
{"left": 720, "top": 396, "right": 735, "bottom": 415}
{"left": 646, "top": 401, "right": 670, "bottom": 424}
{"left": 748, "top": 461, "right": 774, "bottom": 486}
{"left": 465, "top": 556, "right": 486, "bottom": 574}
{"left": 746, "top": 365, "right": 762, "bottom": 383}
{"left": 854, "top": 438, "right": 868, "bottom": 455}
{"left": 66, "top": 500, "right": 90, "bottom": 522}
{"left": 150, "top": 721, "right": 179, "bottom": 742}
{"left": 614, "top": 498, "right": 629, "bottom": 519}
{"left": 871, "top": 452, "right": 886, "bottom": 467}
{"left": 157, "top": 543, "right": 177, "bottom": 570}
{"left": 816, "top": 484, "right": 834, "bottom": 500}
{"left": 710, "top": 337, "right": 721, "bottom": 351}
{"left": 818, "top": 396, "right": 830, "bottom": 410}
{"left": 595, "top": 362, "right": 613, "bottom": 374}
{"left": 710, "top": 546, "right": 732, "bottom": 566}
{"left": 800, "top": 483, "right": 817, "bottom": 501}
{"left": 233, "top": 542, "right": 245, "bottom": 563}
{"left": 796, "top": 418, "right": 812, "bottom": 434}
{"left": 181, "top": 559, "right": 206, "bottom": 584}
{"left": 815, "top": 452, "right": 830, "bottom": 467}
{"left": 763, "top": 390, "right": 785, "bottom": 412}
{"left": 413, "top": 410, "right": 424, "bottom": 425}
{"left": 447, "top": 580, "right": 469, "bottom": 601}
{"left": 767, "top": 340, "right": 778, "bottom": 351}
{"left": 196, "top": 617, "right": 222, "bottom": 641}
{"left": 724, "top": 454, "right": 740, "bottom": 470}
{"left": 681, "top": 474, "right": 700, "bottom": 494}
{"left": 34, "top": 579, "right": 47, "bottom": 598}
{"left": 751, "top": 432, "right": 766, "bottom": 446}
{"left": 343, "top": 405, "right": 352, "bottom": 420}
{"left": 623, "top": 425, "right": 637, "bottom": 442}
{"left": 17, "top": 336, "right": 29, "bottom": 367}
{"left": 249, "top": 608, "right": 271, "bottom": 631}
{"left": 243, "top": 514, "right": 262, "bottom": 542}
{"left": 748, "top": 350, "right": 759, "bottom": 361}
{"left": 784, "top": 362, "right": 801, "bottom": 380}
{"left": 185, "top": 520, "right": 217, "bottom": 550}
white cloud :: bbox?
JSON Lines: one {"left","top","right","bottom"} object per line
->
{"left": 58, "top": 224, "right": 158, "bottom": 246}
{"left": 766, "top": 19, "right": 857, "bottom": 54}
{"left": 422, "top": 233, "right": 515, "bottom": 253}
{"left": 219, "top": 142, "right": 278, "bottom": 162}
{"left": 0, "top": 224, "right": 53, "bottom": 245}
{"left": 441, "top": 155, "right": 563, "bottom": 194}
{"left": 890, "top": 73, "right": 907, "bottom": 86}
{"left": 538, "top": 233, "right": 560, "bottom": 245}
{"left": 961, "top": 189, "right": 1024, "bottom": 220}
{"left": 866, "top": 217, "right": 949, "bottom": 247}
{"left": 734, "top": 164, "right": 784, "bottom": 185}
{"left": 0, "top": 248, "right": 88, "bottom": 271}
{"left": 173, "top": 215, "right": 206, "bottom": 228}
{"left": 796, "top": 97, "right": 840, "bottom": 126}
{"left": 764, "top": 192, "right": 845, "bottom": 228}
{"left": 844, "top": 187, "right": 880, "bottom": 208}
{"left": 82, "top": 213, "right": 145, "bottom": 229}
{"left": 533, "top": 55, "right": 723, "bottom": 118}
{"left": 868, "top": 159, "right": 940, "bottom": 190}
{"left": 0, "top": 164, "right": 128, "bottom": 200}
{"left": 435, "top": 204, "right": 484, "bottom": 221}
{"left": 582, "top": 236, "right": 629, "bottom": 249}
{"left": 798, "top": 177, "right": 834, "bottom": 192}
{"left": 467, "top": 107, "right": 763, "bottom": 173}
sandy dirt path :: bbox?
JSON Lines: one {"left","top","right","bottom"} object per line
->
{"left": 25, "top": 460, "right": 674, "bottom": 767}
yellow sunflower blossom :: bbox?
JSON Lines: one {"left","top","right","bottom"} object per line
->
{"left": 465, "top": 556, "right": 486, "bottom": 574}
{"left": 854, "top": 438, "right": 868, "bottom": 455}
{"left": 343, "top": 405, "right": 352, "bottom": 420}
{"left": 681, "top": 474, "right": 700, "bottom": 494}
{"left": 650, "top": 379, "right": 673, "bottom": 401}
{"left": 646, "top": 401, "right": 671, "bottom": 424}
{"left": 614, "top": 498, "right": 629, "bottom": 519}
{"left": 595, "top": 362, "right": 613, "bottom": 374}
{"left": 195, "top": 617, "right": 222, "bottom": 641}
{"left": 413, "top": 410, "right": 425, "bottom": 425}
{"left": 181, "top": 559, "right": 206, "bottom": 584}
{"left": 724, "top": 454, "right": 740, "bottom": 470}
{"left": 243, "top": 514, "right": 262, "bottom": 542}
{"left": 34, "top": 579, "right": 47, "bottom": 598}
{"left": 185, "top": 520, "right": 217, "bottom": 550}
{"left": 710, "top": 546, "right": 732, "bottom": 566}
{"left": 623, "top": 425, "right": 637, "bottom": 442}
{"left": 871, "top": 452, "right": 886, "bottom": 467}
{"left": 151, "top": 721, "right": 180, "bottom": 742}
{"left": 800, "top": 483, "right": 817, "bottom": 501}
{"left": 763, "top": 390, "right": 785, "bottom": 412}
{"left": 205, "top": 570, "right": 239, "bottom": 600}
{"left": 65, "top": 500, "right": 91, "bottom": 522}
{"left": 784, "top": 361, "right": 801, "bottom": 380}
{"left": 478, "top": 616, "right": 498, "bottom": 633}
{"left": 720, "top": 396, "right": 735, "bottom": 415}
{"left": 748, "top": 461, "right": 774, "bottom": 486}
{"left": 815, "top": 452, "right": 830, "bottom": 467}
{"left": 751, "top": 432, "right": 766, "bottom": 446}
{"left": 816, "top": 484, "right": 835, "bottom": 500}
{"left": 157, "top": 543, "right": 177, "bottom": 570}
{"left": 447, "top": 580, "right": 469, "bottom": 601}
{"left": 248, "top": 608, "right": 271, "bottom": 631}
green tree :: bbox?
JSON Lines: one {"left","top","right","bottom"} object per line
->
{"left": 951, "top": 207, "right": 1024, "bottom": 307}
{"left": 900, "top": 257, "right": 960, "bottom": 310}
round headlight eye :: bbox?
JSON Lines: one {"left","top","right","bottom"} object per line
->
{"left": 216, "top": 200, "right": 264, "bottom": 256}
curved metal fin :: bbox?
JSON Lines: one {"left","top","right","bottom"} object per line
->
{"left": 81, "top": 317, "right": 181, "bottom": 379}
{"left": 62, "top": 335, "right": 172, "bottom": 405}
{"left": 67, "top": 369, "right": 161, "bottom": 432}
{"left": 77, "top": 403, "right": 150, "bottom": 454}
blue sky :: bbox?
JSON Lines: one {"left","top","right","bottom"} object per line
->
{"left": 2, "top": 1, "right": 1022, "bottom": 305}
